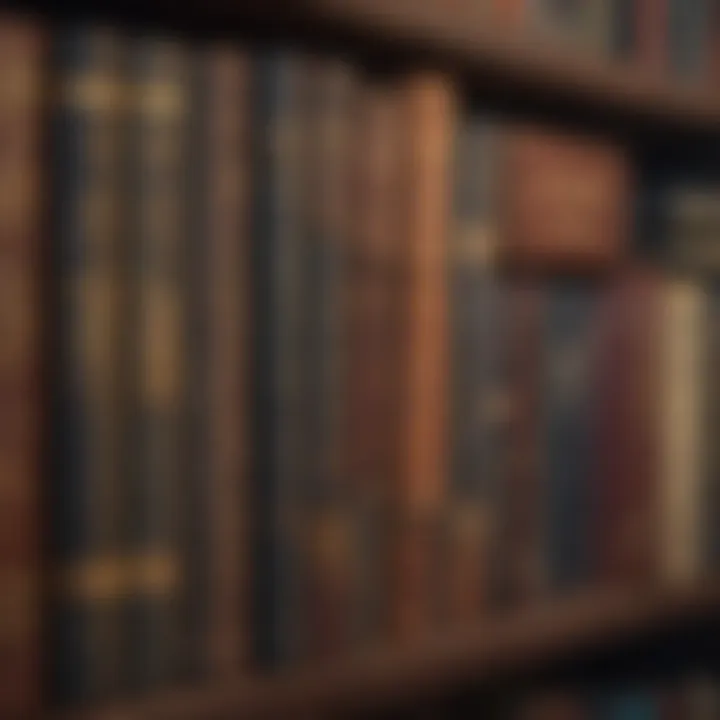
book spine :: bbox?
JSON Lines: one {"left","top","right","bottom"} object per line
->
{"left": 499, "top": 283, "right": 546, "bottom": 606}
{"left": 659, "top": 280, "right": 706, "bottom": 584}
{"left": 344, "top": 76, "right": 403, "bottom": 648}
{"left": 392, "top": 72, "right": 455, "bottom": 641}
{"left": 446, "top": 111, "right": 499, "bottom": 622}
{"left": 595, "top": 271, "right": 662, "bottom": 585}
{"left": 0, "top": 18, "right": 43, "bottom": 718}
{"left": 125, "top": 37, "right": 190, "bottom": 691}
{"left": 705, "top": 285, "right": 720, "bottom": 571}
{"left": 51, "top": 27, "right": 126, "bottom": 706}
{"left": 296, "top": 59, "right": 360, "bottom": 662}
{"left": 196, "top": 46, "right": 250, "bottom": 679}
{"left": 668, "top": 0, "right": 711, "bottom": 83}
{"left": 250, "top": 53, "right": 306, "bottom": 670}
{"left": 543, "top": 283, "right": 598, "bottom": 594}
{"left": 635, "top": 0, "right": 669, "bottom": 75}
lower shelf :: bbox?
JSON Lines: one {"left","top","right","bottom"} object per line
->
{"left": 58, "top": 583, "right": 720, "bottom": 720}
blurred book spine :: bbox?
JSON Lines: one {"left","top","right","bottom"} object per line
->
{"left": 249, "top": 53, "right": 306, "bottom": 670}
{"left": 296, "top": 59, "right": 362, "bottom": 663}
{"left": 446, "top": 109, "right": 500, "bottom": 623}
{"left": 543, "top": 283, "right": 598, "bottom": 594}
{"left": 705, "top": 286, "right": 720, "bottom": 571}
{"left": 196, "top": 47, "right": 250, "bottom": 678}
{"left": 125, "top": 37, "right": 190, "bottom": 691}
{"left": 635, "top": 0, "right": 669, "bottom": 75}
{"left": 392, "top": 72, "right": 455, "bottom": 642}
{"left": 0, "top": 16, "right": 43, "bottom": 719}
{"left": 533, "top": 0, "right": 614, "bottom": 57}
{"left": 659, "top": 280, "right": 706, "bottom": 584}
{"left": 50, "top": 26, "right": 126, "bottom": 706}
{"left": 668, "top": 0, "right": 711, "bottom": 83}
{"left": 500, "top": 283, "right": 546, "bottom": 606}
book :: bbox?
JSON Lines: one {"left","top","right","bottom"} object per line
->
{"left": 705, "top": 286, "right": 720, "bottom": 572}
{"left": 533, "top": 0, "right": 614, "bottom": 57}
{"left": 295, "top": 57, "right": 360, "bottom": 662}
{"left": 634, "top": 0, "right": 669, "bottom": 75}
{"left": 0, "top": 16, "right": 43, "bottom": 719}
{"left": 446, "top": 107, "right": 501, "bottom": 622}
{"left": 249, "top": 52, "right": 307, "bottom": 670}
{"left": 594, "top": 270, "right": 662, "bottom": 585}
{"left": 543, "top": 281, "right": 599, "bottom": 594}
{"left": 124, "top": 36, "right": 191, "bottom": 691}
{"left": 392, "top": 71, "right": 456, "bottom": 642}
{"left": 658, "top": 279, "right": 706, "bottom": 584}
{"left": 498, "top": 282, "right": 546, "bottom": 606}
{"left": 500, "top": 126, "right": 631, "bottom": 272}
{"left": 50, "top": 26, "right": 127, "bottom": 706}
{"left": 668, "top": 0, "right": 711, "bottom": 84}
{"left": 344, "top": 73, "right": 404, "bottom": 648}
{"left": 197, "top": 46, "right": 250, "bottom": 678}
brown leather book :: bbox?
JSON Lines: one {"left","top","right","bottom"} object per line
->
{"left": 0, "top": 17, "right": 44, "bottom": 719}
{"left": 500, "top": 126, "right": 631, "bottom": 273}
{"left": 391, "top": 71, "right": 456, "bottom": 642}
{"left": 203, "top": 47, "right": 249, "bottom": 677}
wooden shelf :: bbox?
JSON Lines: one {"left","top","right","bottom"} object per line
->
{"left": 139, "top": 0, "right": 720, "bottom": 135}
{"left": 58, "top": 584, "right": 720, "bottom": 720}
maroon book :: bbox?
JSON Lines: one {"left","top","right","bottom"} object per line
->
{"left": 0, "top": 17, "right": 44, "bottom": 719}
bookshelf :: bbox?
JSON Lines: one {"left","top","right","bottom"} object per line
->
{"left": 204, "top": 0, "right": 720, "bottom": 134}
{"left": 59, "top": 584, "right": 720, "bottom": 720}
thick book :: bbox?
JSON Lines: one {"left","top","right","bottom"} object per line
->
{"left": 295, "top": 57, "right": 361, "bottom": 663}
{"left": 658, "top": 279, "right": 706, "bottom": 585}
{"left": 594, "top": 270, "right": 662, "bottom": 586}
{"left": 392, "top": 72, "right": 456, "bottom": 642}
{"left": 500, "top": 126, "right": 631, "bottom": 272}
{"left": 194, "top": 47, "right": 250, "bottom": 678}
{"left": 446, "top": 107, "right": 501, "bottom": 622}
{"left": 668, "top": 0, "right": 711, "bottom": 84}
{"left": 50, "top": 26, "right": 127, "bottom": 706}
{"left": 249, "top": 52, "right": 307, "bottom": 670}
{"left": 0, "top": 17, "right": 43, "bottom": 719}
{"left": 125, "top": 37, "right": 191, "bottom": 691}
{"left": 343, "top": 74, "right": 404, "bottom": 649}
{"left": 543, "top": 281, "right": 599, "bottom": 594}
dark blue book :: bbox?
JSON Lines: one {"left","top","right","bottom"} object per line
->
{"left": 543, "top": 282, "right": 598, "bottom": 593}
{"left": 50, "top": 26, "right": 127, "bottom": 706}
{"left": 124, "top": 36, "right": 191, "bottom": 692}
{"left": 250, "top": 52, "right": 307, "bottom": 670}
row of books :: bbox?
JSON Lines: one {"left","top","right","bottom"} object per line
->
{"left": 480, "top": 0, "right": 720, "bottom": 84}
{"left": 3, "top": 12, "right": 720, "bottom": 718}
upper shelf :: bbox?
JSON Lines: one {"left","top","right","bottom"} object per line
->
{"left": 60, "top": 583, "right": 720, "bottom": 720}
{"left": 196, "top": 0, "right": 720, "bottom": 136}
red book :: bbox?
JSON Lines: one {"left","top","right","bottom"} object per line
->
{"left": 594, "top": 269, "right": 663, "bottom": 586}
{"left": 0, "top": 17, "right": 44, "bottom": 719}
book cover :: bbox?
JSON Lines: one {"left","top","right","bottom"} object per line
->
{"left": 0, "top": 16, "right": 43, "bottom": 718}
{"left": 500, "top": 126, "right": 631, "bottom": 272}
{"left": 446, "top": 106, "right": 501, "bottom": 621}
{"left": 195, "top": 46, "right": 250, "bottom": 678}
{"left": 392, "top": 71, "right": 456, "bottom": 641}
{"left": 543, "top": 281, "right": 599, "bottom": 594}
{"left": 658, "top": 279, "right": 706, "bottom": 585}
{"left": 50, "top": 26, "right": 127, "bottom": 706}
{"left": 124, "top": 36, "right": 191, "bottom": 691}
{"left": 249, "top": 52, "right": 307, "bottom": 670}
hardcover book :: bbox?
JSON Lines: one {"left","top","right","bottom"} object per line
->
{"left": 0, "top": 16, "right": 43, "bottom": 718}
{"left": 500, "top": 126, "right": 631, "bottom": 272}
{"left": 50, "top": 26, "right": 127, "bottom": 706}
